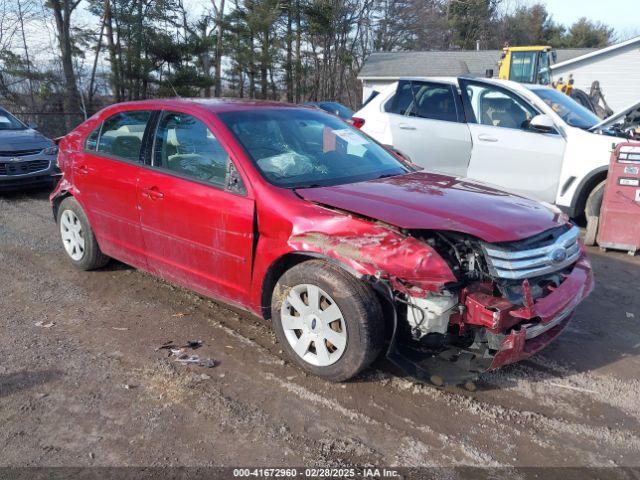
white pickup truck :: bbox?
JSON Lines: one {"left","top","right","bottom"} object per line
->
{"left": 354, "top": 77, "right": 636, "bottom": 242}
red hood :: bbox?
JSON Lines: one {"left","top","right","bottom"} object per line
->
{"left": 296, "top": 172, "right": 565, "bottom": 243}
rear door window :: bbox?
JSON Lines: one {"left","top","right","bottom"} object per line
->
{"left": 385, "top": 81, "right": 458, "bottom": 122}
{"left": 97, "top": 111, "right": 151, "bottom": 162}
{"left": 385, "top": 81, "right": 414, "bottom": 115}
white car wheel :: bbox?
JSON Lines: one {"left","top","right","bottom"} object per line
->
{"left": 280, "top": 283, "right": 348, "bottom": 367}
{"left": 60, "top": 209, "right": 85, "bottom": 261}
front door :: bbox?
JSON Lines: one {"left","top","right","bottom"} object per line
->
{"left": 460, "top": 79, "right": 566, "bottom": 203}
{"left": 388, "top": 80, "right": 472, "bottom": 177}
{"left": 137, "top": 110, "right": 255, "bottom": 304}
{"left": 72, "top": 110, "right": 153, "bottom": 269}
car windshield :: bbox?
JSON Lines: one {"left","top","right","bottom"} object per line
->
{"left": 530, "top": 87, "right": 601, "bottom": 129}
{"left": 219, "top": 108, "right": 409, "bottom": 188}
{"left": 0, "top": 109, "right": 26, "bottom": 131}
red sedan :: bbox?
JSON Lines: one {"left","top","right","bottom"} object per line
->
{"left": 51, "top": 99, "right": 593, "bottom": 384}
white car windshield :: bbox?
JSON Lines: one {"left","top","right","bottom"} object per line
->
{"left": 530, "top": 87, "right": 601, "bottom": 130}
{"left": 219, "top": 108, "right": 410, "bottom": 188}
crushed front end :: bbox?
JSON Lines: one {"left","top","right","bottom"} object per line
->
{"left": 378, "top": 224, "right": 594, "bottom": 386}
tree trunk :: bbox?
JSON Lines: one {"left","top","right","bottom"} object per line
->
{"left": 285, "top": 1, "right": 293, "bottom": 102}
{"left": 17, "top": 0, "right": 36, "bottom": 112}
{"left": 294, "top": 0, "right": 301, "bottom": 102}
{"left": 50, "top": 0, "right": 80, "bottom": 132}
{"left": 212, "top": 0, "right": 226, "bottom": 97}
{"left": 104, "top": 0, "right": 121, "bottom": 102}
{"left": 260, "top": 29, "right": 268, "bottom": 99}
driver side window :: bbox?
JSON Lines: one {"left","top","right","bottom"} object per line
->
{"left": 467, "top": 84, "right": 538, "bottom": 131}
{"left": 153, "top": 111, "right": 231, "bottom": 188}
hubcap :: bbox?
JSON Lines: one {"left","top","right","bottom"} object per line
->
{"left": 60, "top": 210, "right": 85, "bottom": 261}
{"left": 281, "top": 284, "right": 347, "bottom": 367}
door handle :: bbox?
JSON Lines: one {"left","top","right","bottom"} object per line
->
{"left": 141, "top": 186, "right": 164, "bottom": 200}
{"left": 478, "top": 134, "right": 498, "bottom": 142}
{"left": 75, "top": 165, "right": 91, "bottom": 175}
{"left": 398, "top": 123, "right": 416, "bottom": 131}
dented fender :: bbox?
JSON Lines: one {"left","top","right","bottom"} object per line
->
{"left": 287, "top": 214, "right": 456, "bottom": 293}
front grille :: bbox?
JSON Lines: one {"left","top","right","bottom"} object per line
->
{"left": 0, "top": 149, "right": 42, "bottom": 157}
{"left": 0, "top": 159, "right": 50, "bottom": 176}
{"left": 482, "top": 226, "right": 581, "bottom": 280}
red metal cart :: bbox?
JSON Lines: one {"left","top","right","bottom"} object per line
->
{"left": 597, "top": 142, "right": 640, "bottom": 255}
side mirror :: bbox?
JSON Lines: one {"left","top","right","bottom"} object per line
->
{"left": 28, "top": 122, "right": 38, "bottom": 130}
{"left": 529, "top": 114, "right": 554, "bottom": 133}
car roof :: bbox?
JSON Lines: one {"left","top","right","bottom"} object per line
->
{"left": 101, "top": 98, "right": 305, "bottom": 114}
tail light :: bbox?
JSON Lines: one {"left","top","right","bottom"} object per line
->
{"left": 350, "top": 117, "right": 365, "bottom": 129}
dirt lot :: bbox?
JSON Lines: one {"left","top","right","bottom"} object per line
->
{"left": 1, "top": 188, "right": 640, "bottom": 470}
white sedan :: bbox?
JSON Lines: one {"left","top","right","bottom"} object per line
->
{"left": 354, "top": 77, "right": 628, "bottom": 239}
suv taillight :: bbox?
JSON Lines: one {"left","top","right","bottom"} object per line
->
{"left": 350, "top": 117, "right": 365, "bottom": 129}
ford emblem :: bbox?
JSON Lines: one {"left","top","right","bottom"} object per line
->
{"left": 551, "top": 247, "right": 567, "bottom": 263}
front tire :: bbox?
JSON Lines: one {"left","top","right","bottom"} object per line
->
{"left": 57, "top": 196, "right": 109, "bottom": 270}
{"left": 271, "top": 260, "right": 385, "bottom": 382}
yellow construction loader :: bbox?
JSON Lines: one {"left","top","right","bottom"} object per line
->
{"left": 498, "top": 45, "right": 613, "bottom": 118}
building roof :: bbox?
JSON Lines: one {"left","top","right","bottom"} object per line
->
{"left": 550, "top": 35, "right": 640, "bottom": 70}
{"left": 358, "top": 49, "right": 594, "bottom": 80}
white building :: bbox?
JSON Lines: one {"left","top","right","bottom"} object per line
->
{"left": 550, "top": 36, "right": 640, "bottom": 113}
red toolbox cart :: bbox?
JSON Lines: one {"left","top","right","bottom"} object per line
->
{"left": 597, "top": 142, "right": 640, "bottom": 255}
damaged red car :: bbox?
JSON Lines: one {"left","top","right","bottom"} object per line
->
{"left": 51, "top": 99, "right": 594, "bottom": 384}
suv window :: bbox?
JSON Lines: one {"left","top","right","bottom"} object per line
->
{"left": 153, "top": 111, "right": 229, "bottom": 188}
{"left": 386, "top": 81, "right": 457, "bottom": 122}
{"left": 97, "top": 111, "right": 151, "bottom": 161}
{"left": 465, "top": 83, "right": 537, "bottom": 130}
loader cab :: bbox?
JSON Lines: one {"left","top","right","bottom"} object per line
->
{"left": 499, "top": 46, "right": 556, "bottom": 85}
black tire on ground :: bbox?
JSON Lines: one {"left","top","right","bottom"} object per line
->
{"left": 271, "top": 260, "right": 385, "bottom": 382}
{"left": 57, "top": 196, "right": 109, "bottom": 270}
{"left": 583, "top": 180, "right": 606, "bottom": 246}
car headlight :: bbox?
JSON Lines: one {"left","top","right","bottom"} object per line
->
{"left": 42, "top": 146, "right": 59, "bottom": 156}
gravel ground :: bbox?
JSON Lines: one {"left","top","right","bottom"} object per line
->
{"left": 1, "top": 188, "right": 640, "bottom": 470}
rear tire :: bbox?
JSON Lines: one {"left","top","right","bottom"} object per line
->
{"left": 271, "top": 260, "right": 384, "bottom": 382}
{"left": 583, "top": 180, "right": 605, "bottom": 246}
{"left": 57, "top": 196, "right": 109, "bottom": 270}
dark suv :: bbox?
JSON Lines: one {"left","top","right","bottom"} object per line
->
{"left": 0, "top": 108, "right": 59, "bottom": 191}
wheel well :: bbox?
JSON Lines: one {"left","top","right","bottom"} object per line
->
{"left": 260, "top": 253, "right": 363, "bottom": 320}
{"left": 574, "top": 170, "right": 607, "bottom": 223}
{"left": 51, "top": 191, "right": 72, "bottom": 222}
{"left": 260, "top": 253, "right": 317, "bottom": 320}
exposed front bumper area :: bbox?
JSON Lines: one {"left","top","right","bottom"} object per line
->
{"left": 378, "top": 252, "right": 594, "bottom": 386}
{"left": 469, "top": 254, "right": 593, "bottom": 370}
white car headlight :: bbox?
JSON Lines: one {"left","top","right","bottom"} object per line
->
{"left": 42, "top": 146, "right": 59, "bottom": 156}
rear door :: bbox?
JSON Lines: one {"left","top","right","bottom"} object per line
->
{"left": 72, "top": 110, "right": 153, "bottom": 268}
{"left": 460, "top": 79, "right": 566, "bottom": 203}
{"left": 137, "top": 110, "right": 255, "bottom": 304}
{"left": 387, "top": 80, "right": 472, "bottom": 176}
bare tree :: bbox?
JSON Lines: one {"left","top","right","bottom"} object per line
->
{"left": 47, "top": 0, "right": 82, "bottom": 129}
